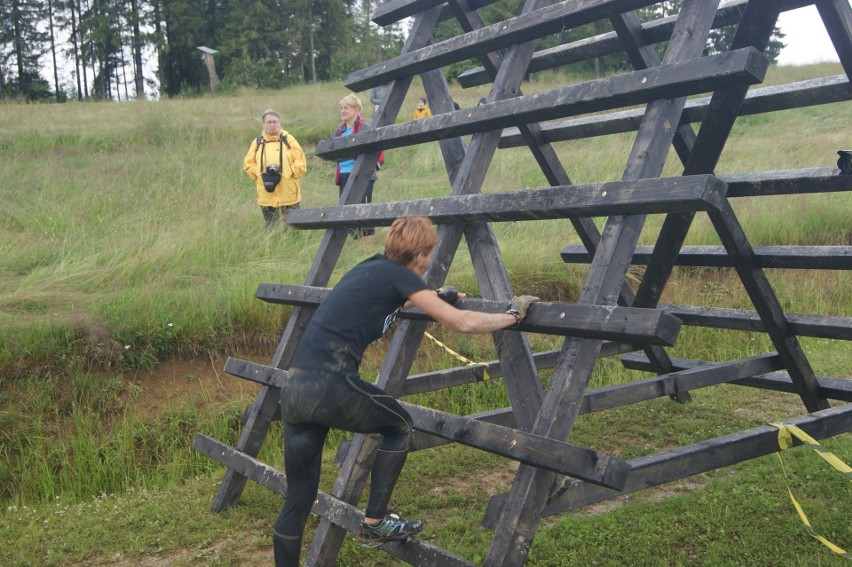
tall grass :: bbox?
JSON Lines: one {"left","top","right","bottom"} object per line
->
{"left": 0, "top": 62, "right": 849, "bottom": 538}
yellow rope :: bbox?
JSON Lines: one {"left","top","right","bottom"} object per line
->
{"left": 423, "top": 331, "right": 490, "bottom": 381}
{"left": 770, "top": 422, "right": 851, "bottom": 559}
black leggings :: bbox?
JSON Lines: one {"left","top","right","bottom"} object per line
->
{"left": 273, "top": 369, "right": 412, "bottom": 566}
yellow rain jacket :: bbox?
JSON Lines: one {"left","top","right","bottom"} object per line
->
{"left": 243, "top": 130, "right": 307, "bottom": 207}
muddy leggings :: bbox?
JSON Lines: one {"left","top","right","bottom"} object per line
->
{"left": 273, "top": 368, "right": 412, "bottom": 566}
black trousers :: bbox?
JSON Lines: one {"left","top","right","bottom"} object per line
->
{"left": 337, "top": 172, "right": 375, "bottom": 237}
{"left": 273, "top": 369, "right": 412, "bottom": 566}
{"left": 261, "top": 203, "right": 299, "bottom": 227}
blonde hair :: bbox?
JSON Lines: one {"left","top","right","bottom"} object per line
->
{"left": 339, "top": 93, "right": 362, "bottom": 112}
{"left": 384, "top": 217, "right": 437, "bottom": 266}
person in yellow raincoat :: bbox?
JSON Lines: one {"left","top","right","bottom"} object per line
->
{"left": 411, "top": 97, "right": 431, "bottom": 120}
{"left": 243, "top": 109, "right": 307, "bottom": 227}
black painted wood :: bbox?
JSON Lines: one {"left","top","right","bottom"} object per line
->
{"left": 486, "top": 4, "right": 724, "bottom": 564}
{"left": 620, "top": 353, "right": 852, "bottom": 401}
{"left": 287, "top": 175, "right": 728, "bottom": 228}
{"left": 254, "top": 285, "right": 683, "bottom": 345}
{"left": 498, "top": 75, "right": 851, "bottom": 147}
{"left": 482, "top": 403, "right": 852, "bottom": 525}
{"left": 560, "top": 244, "right": 852, "bottom": 270}
{"left": 457, "top": 0, "right": 812, "bottom": 87}
{"left": 318, "top": 49, "right": 767, "bottom": 161}
{"left": 656, "top": 304, "right": 852, "bottom": 340}
{"left": 193, "top": 434, "right": 476, "bottom": 566}
{"left": 349, "top": 0, "right": 662, "bottom": 91}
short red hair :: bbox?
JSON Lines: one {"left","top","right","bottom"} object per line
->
{"left": 384, "top": 217, "right": 437, "bottom": 266}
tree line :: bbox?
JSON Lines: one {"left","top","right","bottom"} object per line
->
{"left": 1, "top": 0, "right": 782, "bottom": 102}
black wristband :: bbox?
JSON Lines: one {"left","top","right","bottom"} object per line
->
{"left": 436, "top": 286, "right": 459, "bottom": 303}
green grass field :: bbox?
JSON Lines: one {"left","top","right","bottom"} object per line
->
{"left": 0, "top": 62, "right": 849, "bottom": 566}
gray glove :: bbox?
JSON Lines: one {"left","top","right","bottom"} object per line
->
{"left": 507, "top": 295, "right": 539, "bottom": 323}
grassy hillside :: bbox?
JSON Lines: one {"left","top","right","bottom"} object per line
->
{"left": 0, "top": 62, "right": 849, "bottom": 566}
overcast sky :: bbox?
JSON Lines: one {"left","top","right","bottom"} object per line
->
{"left": 776, "top": 5, "right": 842, "bottom": 66}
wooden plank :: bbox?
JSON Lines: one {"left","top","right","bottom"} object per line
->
{"left": 655, "top": 304, "right": 852, "bottom": 340}
{"left": 709, "top": 200, "right": 829, "bottom": 412}
{"left": 580, "top": 353, "right": 785, "bottom": 412}
{"left": 560, "top": 244, "right": 852, "bottom": 270}
{"left": 192, "top": 434, "right": 476, "bottom": 567}
{"left": 485, "top": 4, "right": 725, "bottom": 564}
{"left": 402, "top": 341, "right": 634, "bottom": 395}
{"left": 373, "top": 0, "right": 498, "bottom": 27}
{"left": 498, "top": 75, "right": 851, "bottom": 146}
{"left": 621, "top": 352, "right": 852, "bottom": 402}
{"left": 458, "top": 0, "right": 811, "bottom": 87}
{"left": 287, "top": 175, "right": 728, "bottom": 228}
{"left": 254, "top": 285, "right": 683, "bottom": 345}
{"left": 401, "top": 404, "right": 630, "bottom": 489}
{"left": 318, "top": 49, "right": 767, "bottom": 161}
{"left": 816, "top": 0, "right": 852, "bottom": 78}
{"left": 483, "top": 403, "right": 852, "bottom": 525}
{"left": 220, "top": 358, "right": 628, "bottom": 489}
{"left": 720, "top": 166, "right": 852, "bottom": 196}
{"left": 348, "top": 0, "right": 662, "bottom": 91}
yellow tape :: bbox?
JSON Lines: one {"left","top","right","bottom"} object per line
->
{"left": 770, "top": 422, "right": 851, "bottom": 559}
{"left": 423, "top": 332, "right": 490, "bottom": 381}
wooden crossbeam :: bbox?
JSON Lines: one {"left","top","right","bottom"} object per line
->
{"left": 221, "top": 358, "right": 630, "bottom": 490}
{"left": 721, "top": 167, "right": 852, "bottom": 197}
{"left": 192, "top": 434, "right": 476, "bottom": 566}
{"left": 498, "top": 75, "right": 851, "bottom": 146}
{"left": 254, "top": 284, "right": 683, "bottom": 346}
{"left": 373, "top": 0, "right": 495, "bottom": 26}
{"left": 457, "top": 0, "right": 812, "bottom": 87}
{"left": 621, "top": 353, "right": 852, "bottom": 401}
{"left": 658, "top": 304, "right": 852, "bottom": 340}
{"left": 560, "top": 244, "right": 852, "bottom": 270}
{"left": 286, "top": 176, "right": 727, "bottom": 228}
{"left": 402, "top": 404, "right": 629, "bottom": 489}
{"left": 482, "top": 403, "right": 852, "bottom": 525}
{"left": 349, "top": 0, "right": 663, "bottom": 90}
{"left": 317, "top": 49, "right": 766, "bottom": 161}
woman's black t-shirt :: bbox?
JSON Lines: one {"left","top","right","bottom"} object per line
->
{"left": 290, "top": 254, "right": 429, "bottom": 375}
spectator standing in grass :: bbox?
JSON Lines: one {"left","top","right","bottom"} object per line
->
{"left": 272, "top": 215, "right": 539, "bottom": 566}
{"left": 333, "top": 94, "right": 380, "bottom": 238}
{"left": 412, "top": 96, "right": 431, "bottom": 120}
{"left": 243, "top": 109, "right": 307, "bottom": 227}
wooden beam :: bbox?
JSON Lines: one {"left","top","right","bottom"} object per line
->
{"left": 192, "top": 434, "right": 476, "bottom": 567}
{"left": 219, "top": 358, "right": 629, "bottom": 489}
{"left": 498, "top": 75, "right": 851, "bottom": 146}
{"left": 654, "top": 304, "right": 852, "bottom": 340}
{"left": 458, "top": 0, "right": 812, "bottom": 87}
{"left": 401, "top": 403, "right": 630, "bottom": 489}
{"left": 348, "top": 0, "right": 662, "bottom": 91}
{"left": 621, "top": 352, "right": 852, "bottom": 402}
{"left": 373, "top": 0, "right": 496, "bottom": 27}
{"left": 287, "top": 175, "right": 728, "bottom": 228}
{"left": 318, "top": 49, "right": 767, "bottom": 161}
{"left": 254, "top": 285, "right": 683, "bottom": 345}
{"left": 721, "top": 166, "right": 852, "bottom": 197}
{"left": 560, "top": 244, "right": 852, "bottom": 270}
{"left": 708, "top": 200, "right": 829, "bottom": 412}
{"left": 402, "top": 341, "right": 634, "bottom": 396}
{"left": 483, "top": 403, "right": 852, "bottom": 525}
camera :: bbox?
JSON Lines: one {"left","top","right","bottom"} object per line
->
{"left": 266, "top": 164, "right": 281, "bottom": 174}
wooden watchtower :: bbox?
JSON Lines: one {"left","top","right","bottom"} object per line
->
{"left": 194, "top": 1, "right": 852, "bottom": 565}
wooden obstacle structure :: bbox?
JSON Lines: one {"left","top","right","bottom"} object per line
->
{"left": 194, "top": 1, "right": 852, "bottom": 565}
